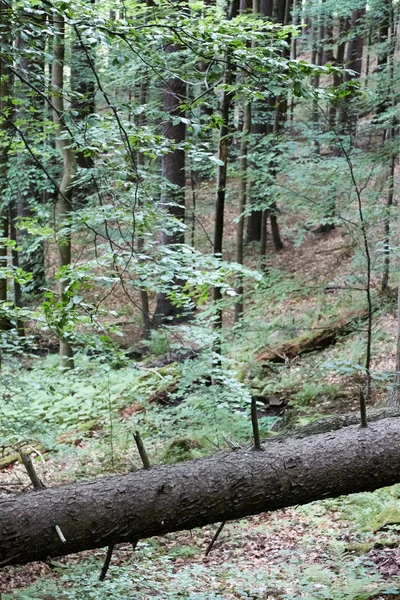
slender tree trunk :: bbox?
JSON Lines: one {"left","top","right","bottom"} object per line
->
{"left": 4, "top": 416, "right": 400, "bottom": 566}
{"left": 52, "top": 12, "right": 76, "bottom": 368}
{"left": 14, "top": 7, "right": 46, "bottom": 299}
{"left": 338, "top": 6, "right": 366, "bottom": 135}
{"left": 71, "top": 1, "right": 96, "bottom": 177}
{"left": 246, "top": 0, "right": 273, "bottom": 243}
{"left": 212, "top": 55, "right": 234, "bottom": 335}
{"left": 289, "top": 0, "right": 297, "bottom": 121}
{"left": 8, "top": 204, "right": 24, "bottom": 336}
{"left": 388, "top": 169, "right": 400, "bottom": 405}
{"left": 380, "top": 2, "right": 395, "bottom": 292}
{"left": 0, "top": 0, "right": 13, "bottom": 332}
{"left": 260, "top": 209, "right": 267, "bottom": 270}
{"left": 311, "top": 4, "right": 324, "bottom": 155}
{"left": 328, "top": 18, "right": 347, "bottom": 129}
{"left": 137, "top": 79, "right": 151, "bottom": 338}
{"left": 381, "top": 150, "right": 395, "bottom": 293}
{"left": 266, "top": 0, "right": 292, "bottom": 252}
{"left": 153, "top": 41, "right": 187, "bottom": 327}
{"left": 364, "top": 26, "right": 372, "bottom": 89}
{"left": 210, "top": 0, "right": 239, "bottom": 339}
{"left": 376, "top": 0, "right": 391, "bottom": 116}
{"left": 234, "top": 103, "right": 251, "bottom": 322}
{"left": 0, "top": 212, "right": 8, "bottom": 333}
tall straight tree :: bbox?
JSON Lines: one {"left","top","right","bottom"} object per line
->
{"left": 52, "top": 10, "right": 76, "bottom": 368}
{"left": 153, "top": 33, "right": 187, "bottom": 326}
{"left": 13, "top": 4, "right": 46, "bottom": 299}
{"left": 212, "top": 0, "right": 238, "bottom": 336}
{"left": 0, "top": 0, "right": 12, "bottom": 331}
{"left": 380, "top": 0, "right": 396, "bottom": 292}
{"left": 234, "top": 0, "right": 252, "bottom": 322}
{"left": 71, "top": 0, "right": 95, "bottom": 172}
{"left": 137, "top": 77, "right": 151, "bottom": 338}
{"left": 338, "top": 4, "right": 366, "bottom": 135}
{"left": 246, "top": 0, "right": 273, "bottom": 243}
{"left": 268, "top": 0, "right": 292, "bottom": 252}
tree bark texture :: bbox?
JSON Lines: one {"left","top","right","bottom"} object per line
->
{"left": 154, "top": 41, "right": 187, "bottom": 326}
{"left": 3, "top": 417, "right": 400, "bottom": 566}
{"left": 52, "top": 13, "right": 77, "bottom": 368}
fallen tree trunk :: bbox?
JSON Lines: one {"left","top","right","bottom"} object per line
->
{"left": 2, "top": 416, "right": 400, "bottom": 566}
{"left": 257, "top": 309, "right": 368, "bottom": 363}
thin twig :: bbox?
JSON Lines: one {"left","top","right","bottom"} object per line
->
{"left": 358, "top": 386, "right": 368, "bottom": 428}
{"left": 18, "top": 449, "right": 45, "bottom": 490}
{"left": 99, "top": 544, "right": 114, "bottom": 581}
{"left": 133, "top": 431, "right": 151, "bottom": 470}
{"left": 251, "top": 397, "right": 263, "bottom": 451}
{"left": 205, "top": 521, "right": 226, "bottom": 556}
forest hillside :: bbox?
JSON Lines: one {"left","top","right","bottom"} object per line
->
{"left": 1, "top": 0, "right": 400, "bottom": 597}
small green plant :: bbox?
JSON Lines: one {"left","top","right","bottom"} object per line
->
{"left": 292, "top": 383, "right": 342, "bottom": 406}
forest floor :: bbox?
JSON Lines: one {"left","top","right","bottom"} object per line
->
{"left": 1, "top": 179, "right": 400, "bottom": 599}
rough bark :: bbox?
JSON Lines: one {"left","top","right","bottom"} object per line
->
{"left": 3, "top": 416, "right": 400, "bottom": 566}
{"left": 257, "top": 308, "right": 369, "bottom": 363}
{"left": 52, "top": 12, "right": 77, "bottom": 368}
{"left": 153, "top": 40, "right": 187, "bottom": 327}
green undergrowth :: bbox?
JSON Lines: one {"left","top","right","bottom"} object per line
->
{"left": 1, "top": 287, "right": 399, "bottom": 598}
{"left": 0, "top": 351, "right": 275, "bottom": 475}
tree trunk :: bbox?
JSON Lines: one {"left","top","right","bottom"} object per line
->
{"left": 234, "top": 103, "right": 251, "bottom": 322}
{"left": 266, "top": 0, "right": 291, "bottom": 252}
{"left": 137, "top": 79, "right": 151, "bottom": 338}
{"left": 380, "top": 2, "right": 395, "bottom": 292}
{"left": 338, "top": 6, "right": 366, "bottom": 135}
{"left": 388, "top": 154, "right": 400, "bottom": 405}
{"left": 52, "top": 12, "right": 77, "bottom": 369}
{"left": 0, "top": 0, "right": 12, "bottom": 332}
{"left": 245, "top": 0, "right": 273, "bottom": 243}
{"left": 14, "top": 6, "right": 46, "bottom": 299}
{"left": 8, "top": 203, "right": 24, "bottom": 336}
{"left": 70, "top": 1, "right": 96, "bottom": 218}
{"left": 3, "top": 416, "right": 400, "bottom": 566}
{"left": 212, "top": 50, "right": 235, "bottom": 336}
{"left": 153, "top": 41, "right": 187, "bottom": 327}
{"left": 0, "top": 211, "right": 9, "bottom": 333}
{"left": 71, "top": 6, "right": 96, "bottom": 171}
